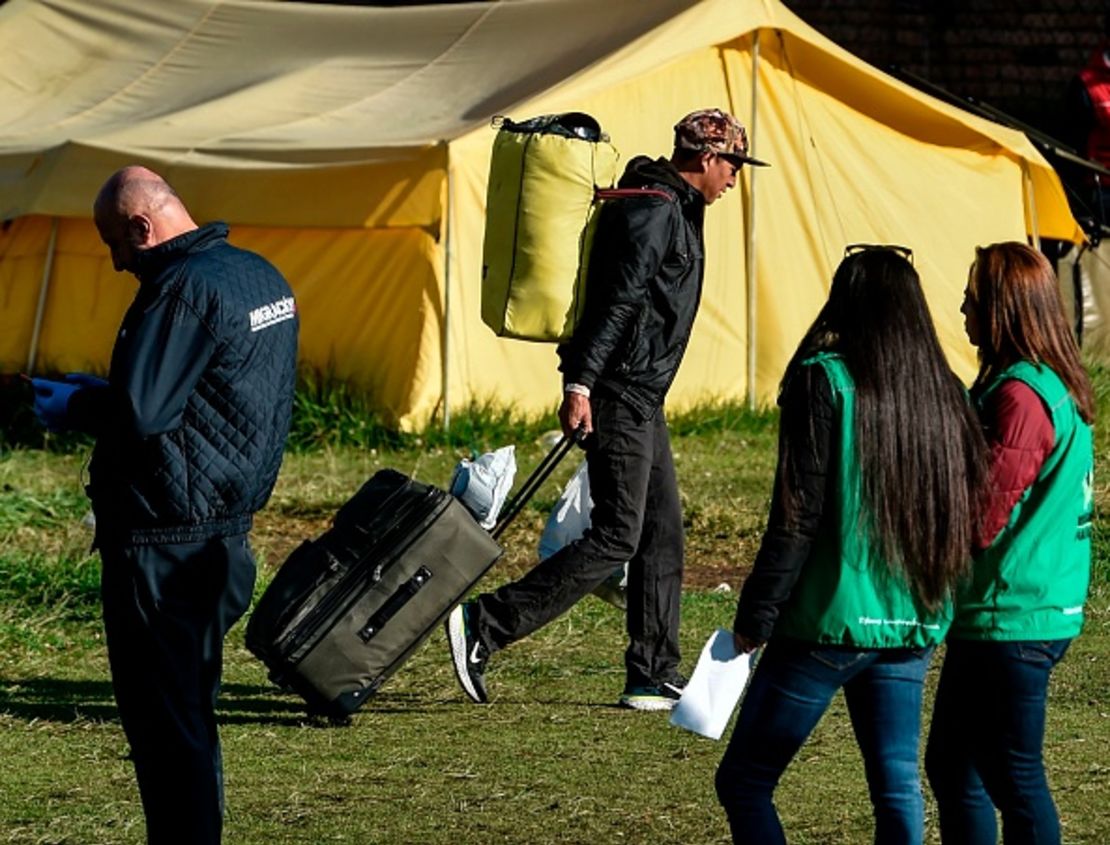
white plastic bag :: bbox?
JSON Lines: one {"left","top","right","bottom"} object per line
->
{"left": 537, "top": 460, "right": 627, "bottom": 609}
{"left": 449, "top": 445, "right": 517, "bottom": 530}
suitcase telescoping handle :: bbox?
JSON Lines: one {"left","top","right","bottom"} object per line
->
{"left": 491, "top": 426, "right": 584, "bottom": 540}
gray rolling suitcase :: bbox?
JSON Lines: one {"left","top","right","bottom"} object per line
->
{"left": 246, "top": 435, "right": 576, "bottom": 718}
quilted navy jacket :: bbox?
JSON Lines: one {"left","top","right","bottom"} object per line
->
{"left": 71, "top": 223, "right": 299, "bottom": 545}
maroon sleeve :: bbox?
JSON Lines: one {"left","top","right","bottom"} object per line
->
{"left": 974, "top": 379, "right": 1055, "bottom": 550}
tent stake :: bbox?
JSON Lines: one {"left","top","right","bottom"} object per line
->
{"left": 746, "top": 31, "right": 761, "bottom": 410}
{"left": 27, "top": 216, "right": 59, "bottom": 375}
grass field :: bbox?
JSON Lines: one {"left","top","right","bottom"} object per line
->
{"left": 1, "top": 398, "right": 1108, "bottom": 844}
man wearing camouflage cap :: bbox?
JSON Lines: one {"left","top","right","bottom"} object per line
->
{"left": 448, "top": 108, "right": 767, "bottom": 711}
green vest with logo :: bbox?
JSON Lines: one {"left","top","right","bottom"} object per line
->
{"left": 774, "top": 354, "right": 952, "bottom": 648}
{"left": 950, "top": 361, "right": 1093, "bottom": 641}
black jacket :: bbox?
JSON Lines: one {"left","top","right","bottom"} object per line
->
{"left": 558, "top": 156, "right": 706, "bottom": 419}
{"left": 733, "top": 366, "right": 835, "bottom": 644}
{"left": 71, "top": 223, "right": 299, "bottom": 545}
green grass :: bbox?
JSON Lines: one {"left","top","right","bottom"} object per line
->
{"left": 1, "top": 592, "right": 1107, "bottom": 844}
{"left": 250, "top": 373, "right": 567, "bottom": 454}
{"left": 0, "top": 390, "right": 1107, "bottom": 843}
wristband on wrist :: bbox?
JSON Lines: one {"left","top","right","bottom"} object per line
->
{"left": 564, "top": 383, "right": 591, "bottom": 398}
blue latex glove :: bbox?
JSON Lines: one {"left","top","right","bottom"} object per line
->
{"left": 30, "top": 377, "right": 81, "bottom": 432}
{"left": 64, "top": 372, "right": 109, "bottom": 390}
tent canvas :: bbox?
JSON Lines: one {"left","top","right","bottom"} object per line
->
{"left": 0, "top": 0, "right": 1081, "bottom": 427}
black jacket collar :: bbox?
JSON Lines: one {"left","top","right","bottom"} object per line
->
{"left": 135, "top": 221, "right": 229, "bottom": 285}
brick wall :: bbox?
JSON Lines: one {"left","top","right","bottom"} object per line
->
{"left": 783, "top": 0, "right": 1109, "bottom": 142}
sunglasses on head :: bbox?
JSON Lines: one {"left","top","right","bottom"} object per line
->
{"left": 844, "top": 243, "right": 914, "bottom": 265}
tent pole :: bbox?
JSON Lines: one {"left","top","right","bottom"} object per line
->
{"left": 1022, "top": 162, "right": 1041, "bottom": 252}
{"left": 27, "top": 216, "right": 59, "bottom": 375}
{"left": 746, "top": 31, "right": 761, "bottom": 410}
{"left": 442, "top": 143, "right": 453, "bottom": 430}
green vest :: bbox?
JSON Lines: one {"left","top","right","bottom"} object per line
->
{"left": 774, "top": 354, "right": 952, "bottom": 648}
{"left": 951, "top": 361, "right": 1093, "bottom": 641}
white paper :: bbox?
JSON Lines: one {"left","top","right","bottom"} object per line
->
{"left": 669, "top": 628, "right": 752, "bottom": 740}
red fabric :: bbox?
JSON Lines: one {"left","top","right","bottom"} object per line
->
{"left": 1079, "top": 48, "right": 1110, "bottom": 168}
{"left": 974, "top": 380, "right": 1055, "bottom": 550}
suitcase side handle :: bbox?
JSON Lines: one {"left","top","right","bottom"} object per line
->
{"left": 357, "top": 566, "right": 434, "bottom": 643}
{"left": 491, "top": 427, "right": 582, "bottom": 540}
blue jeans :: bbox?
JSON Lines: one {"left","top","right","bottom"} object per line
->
{"left": 925, "top": 638, "right": 1071, "bottom": 845}
{"left": 716, "top": 639, "right": 933, "bottom": 845}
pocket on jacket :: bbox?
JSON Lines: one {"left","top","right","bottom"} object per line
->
{"left": 616, "top": 310, "right": 649, "bottom": 374}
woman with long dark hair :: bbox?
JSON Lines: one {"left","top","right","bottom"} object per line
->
{"left": 925, "top": 242, "right": 1094, "bottom": 844}
{"left": 715, "top": 246, "right": 988, "bottom": 844}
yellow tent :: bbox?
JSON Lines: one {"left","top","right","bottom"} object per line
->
{"left": 0, "top": 0, "right": 1080, "bottom": 427}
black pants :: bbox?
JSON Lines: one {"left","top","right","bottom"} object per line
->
{"left": 475, "top": 394, "right": 684, "bottom": 687}
{"left": 100, "top": 534, "right": 256, "bottom": 845}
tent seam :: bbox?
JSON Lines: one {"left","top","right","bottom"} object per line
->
{"left": 221, "top": 2, "right": 505, "bottom": 146}
{"left": 46, "top": 2, "right": 224, "bottom": 136}
{"left": 778, "top": 29, "right": 846, "bottom": 271}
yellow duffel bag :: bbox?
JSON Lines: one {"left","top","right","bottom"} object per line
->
{"left": 481, "top": 113, "right": 621, "bottom": 343}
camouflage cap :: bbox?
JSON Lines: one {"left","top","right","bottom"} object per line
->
{"left": 673, "top": 108, "right": 769, "bottom": 167}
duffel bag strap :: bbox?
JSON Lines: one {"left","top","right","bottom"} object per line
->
{"left": 594, "top": 187, "right": 674, "bottom": 202}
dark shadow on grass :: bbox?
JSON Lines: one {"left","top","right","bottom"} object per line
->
{"left": 528, "top": 701, "right": 631, "bottom": 710}
{"left": 0, "top": 677, "right": 440, "bottom": 727}
{"left": 441, "top": 696, "right": 625, "bottom": 710}
{"left": 0, "top": 678, "right": 304, "bottom": 725}
{"left": 0, "top": 677, "right": 118, "bottom": 722}
{"left": 217, "top": 683, "right": 440, "bottom": 725}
